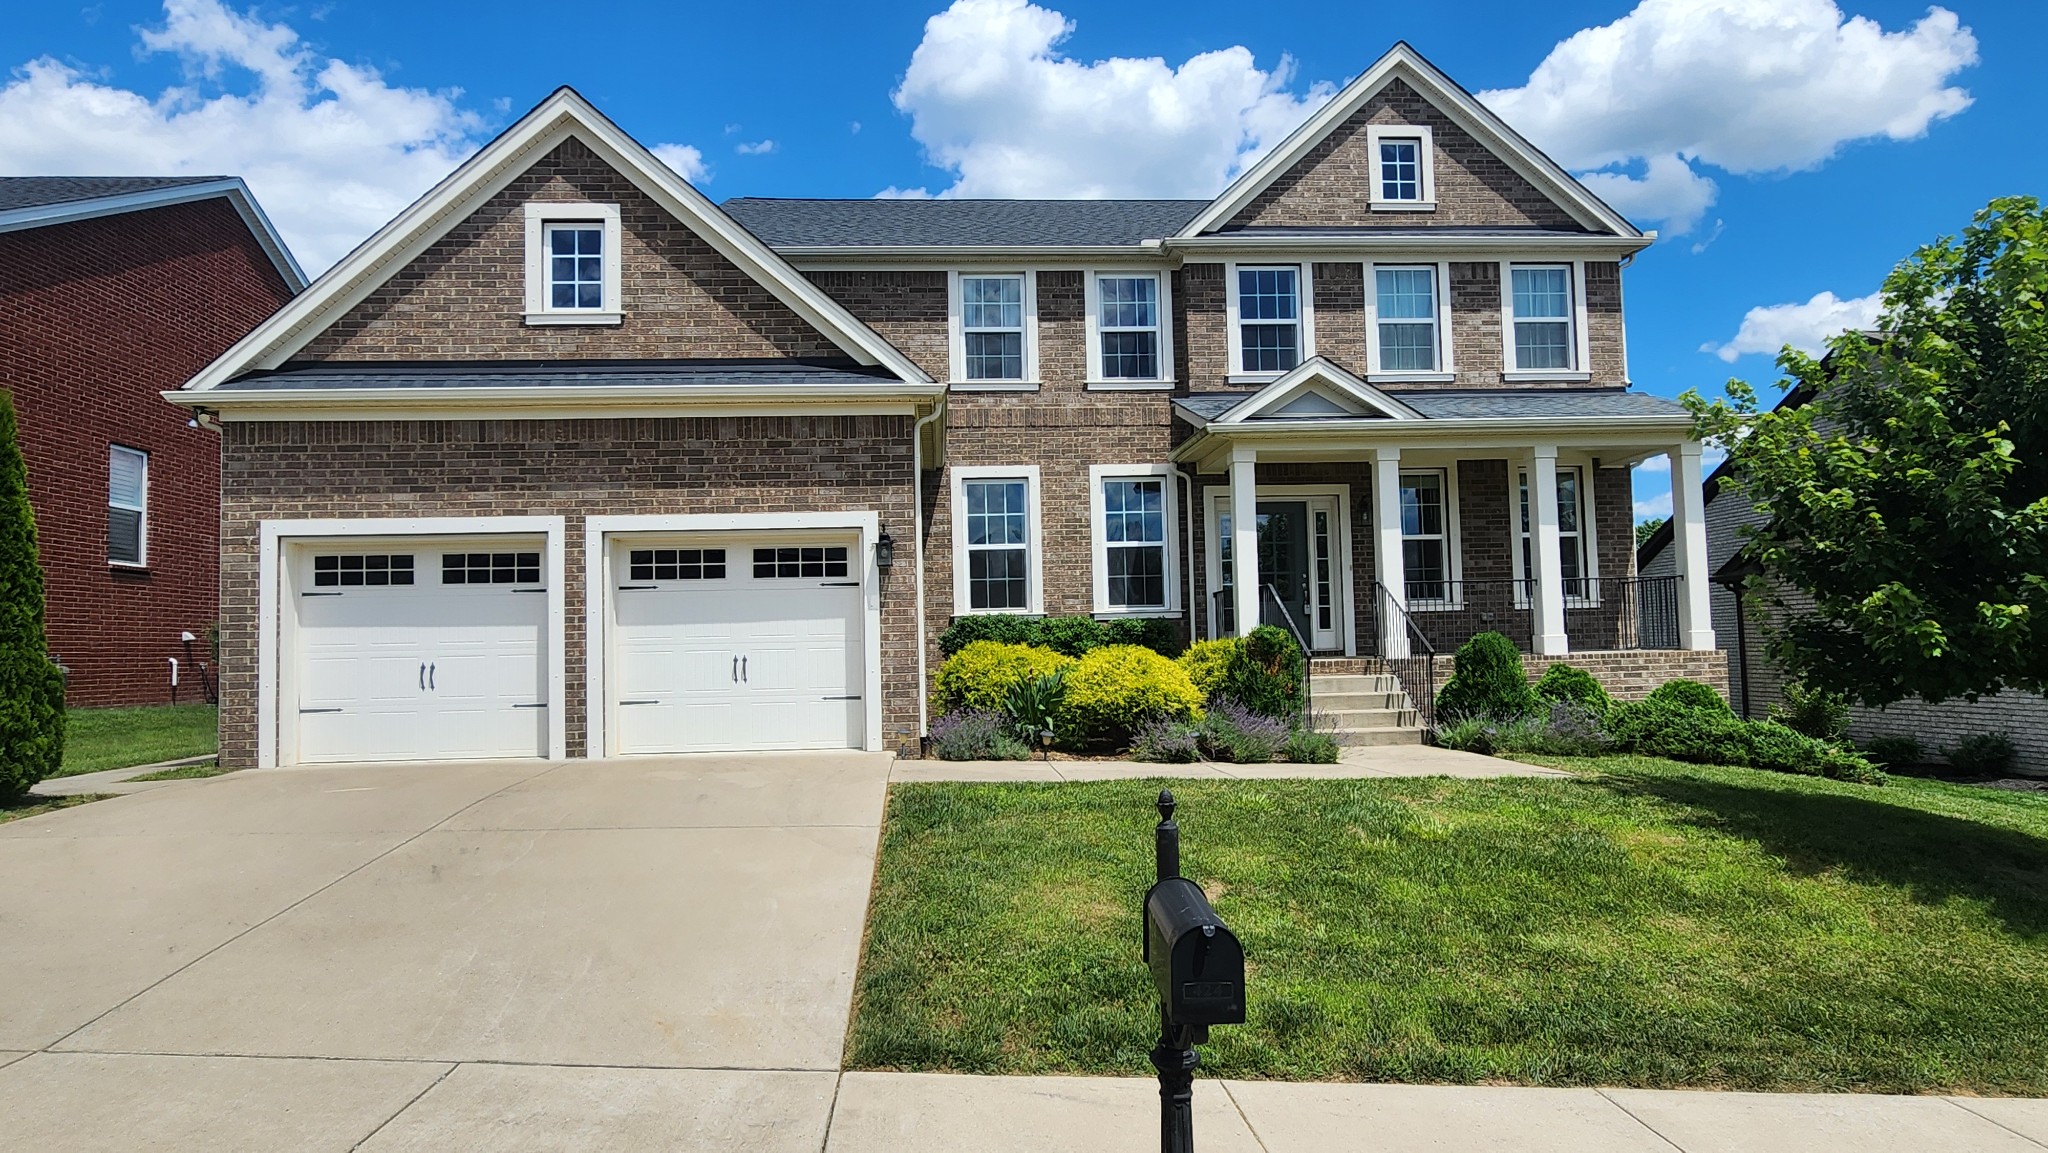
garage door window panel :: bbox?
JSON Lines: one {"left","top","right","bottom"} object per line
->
{"left": 753, "top": 546, "right": 850, "bottom": 579}
{"left": 313, "top": 554, "right": 415, "bottom": 587}
{"left": 443, "top": 552, "right": 543, "bottom": 585}
{"left": 629, "top": 548, "right": 726, "bottom": 582}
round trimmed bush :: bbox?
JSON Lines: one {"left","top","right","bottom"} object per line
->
{"left": 1177, "top": 638, "right": 1241, "bottom": 698}
{"left": 936, "top": 615, "right": 1037, "bottom": 657}
{"left": 933, "top": 642, "right": 1075, "bottom": 716}
{"left": 1434, "top": 632, "right": 1538, "bottom": 722}
{"left": 1220, "top": 625, "right": 1304, "bottom": 718}
{"left": 1036, "top": 615, "right": 1109, "bottom": 657}
{"left": 1645, "top": 678, "right": 1731, "bottom": 715}
{"left": 1054, "top": 644, "right": 1205, "bottom": 749}
{"left": 1534, "top": 663, "right": 1613, "bottom": 717}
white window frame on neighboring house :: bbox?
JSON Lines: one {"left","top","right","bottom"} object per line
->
{"left": 1084, "top": 271, "right": 1174, "bottom": 389}
{"left": 1513, "top": 463, "right": 1602, "bottom": 607}
{"left": 523, "top": 202, "right": 623, "bottom": 325}
{"left": 108, "top": 444, "right": 148, "bottom": 568}
{"left": 950, "top": 465, "right": 1044, "bottom": 615}
{"left": 1398, "top": 466, "right": 1463, "bottom": 610}
{"left": 947, "top": 270, "right": 1039, "bottom": 390}
{"left": 1089, "top": 464, "right": 1179, "bottom": 615}
{"left": 1225, "top": 262, "right": 1315, "bottom": 384}
{"left": 1365, "top": 261, "right": 1455, "bottom": 382}
{"left": 1500, "top": 260, "right": 1592, "bottom": 381}
{"left": 1366, "top": 124, "right": 1436, "bottom": 211}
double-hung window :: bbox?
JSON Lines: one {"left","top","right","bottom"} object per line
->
{"left": 522, "top": 202, "right": 621, "bottom": 324}
{"left": 108, "top": 445, "right": 147, "bottom": 566}
{"left": 1399, "top": 470, "right": 1452, "bottom": 607}
{"left": 1366, "top": 124, "right": 1434, "bottom": 210}
{"left": 1518, "top": 467, "right": 1592, "bottom": 602}
{"left": 954, "top": 273, "right": 1032, "bottom": 384}
{"left": 1372, "top": 265, "right": 1441, "bottom": 373}
{"left": 1508, "top": 264, "right": 1576, "bottom": 371}
{"left": 1090, "top": 274, "right": 1167, "bottom": 383}
{"left": 1234, "top": 265, "right": 1302, "bottom": 374}
{"left": 954, "top": 467, "right": 1040, "bottom": 613}
{"left": 1092, "top": 467, "right": 1174, "bottom": 612}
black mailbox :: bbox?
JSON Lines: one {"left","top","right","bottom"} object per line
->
{"left": 1144, "top": 877, "right": 1246, "bottom": 1028}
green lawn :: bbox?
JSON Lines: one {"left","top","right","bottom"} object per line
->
{"left": 128, "top": 761, "right": 234, "bottom": 782}
{"left": 56, "top": 704, "right": 218, "bottom": 777}
{"left": 847, "top": 757, "right": 2048, "bottom": 1093}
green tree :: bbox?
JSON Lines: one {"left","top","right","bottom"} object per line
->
{"left": 0, "top": 393, "right": 65, "bottom": 802}
{"left": 1688, "top": 196, "right": 2048, "bottom": 706}
{"left": 1634, "top": 517, "right": 1666, "bottom": 548}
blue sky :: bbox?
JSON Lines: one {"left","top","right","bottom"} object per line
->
{"left": 4, "top": 0, "right": 2042, "bottom": 524}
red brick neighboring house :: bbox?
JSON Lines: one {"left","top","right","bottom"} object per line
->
{"left": 0, "top": 177, "right": 304, "bottom": 706}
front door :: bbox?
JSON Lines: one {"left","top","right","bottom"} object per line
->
{"left": 1256, "top": 501, "right": 1311, "bottom": 637}
{"left": 1214, "top": 495, "right": 1344, "bottom": 652}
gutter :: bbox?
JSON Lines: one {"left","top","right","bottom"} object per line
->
{"left": 1159, "top": 233, "right": 1654, "bottom": 256}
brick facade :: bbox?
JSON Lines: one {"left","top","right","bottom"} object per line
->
{"left": 0, "top": 197, "right": 295, "bottom": 705}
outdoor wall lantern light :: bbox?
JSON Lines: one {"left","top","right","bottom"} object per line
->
{"left": 875, "top": 528, "right": 896, "bottom": 572}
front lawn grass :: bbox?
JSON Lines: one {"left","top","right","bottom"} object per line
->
{"left": 847, "top": 756, "right": 2048, "bottom": 1093}
{"left": 128, "top": 760, "right": 234, "bottom": 782}
{"left": 55, "top": 704, "right": 217, "bottom": 777}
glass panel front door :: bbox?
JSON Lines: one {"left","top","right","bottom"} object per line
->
{"left": 1214, "top": 495, "right": 1343, "bottom": 651}
{"left": 1256, "top": 501, "right": 1310, "bottom": 638}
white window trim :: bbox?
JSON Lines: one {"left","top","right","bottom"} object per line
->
{"left": 1397, "top": 465, "right": 1465, "bottom": 611}
{"left": 1225, "top": 261, "right": 1316, "bottom": 385}
{"left": 1084, "top": 271, "right": 1175, "bottom": 389}
{"left": 947, "top": 270, "right": 1040, "bottom": 390}
{"left": 1364, "top": 260, "right": 1456, "bottom": 383}
{"left": 1511, "top": 462, "right": 1603, "bottom": 607}
{"left": 1088, "top": 464, "right": 1180, "bottom": 615}
{"left": 523, "top": 202, "right": 623, "bottom": 325}
{"left": 108, "top": 444, "right": 148, "bottom": 568}
{"left": 950, "top": 465, "right": 1044, "bottom": 615}
{"left": 1366, "top": 124, "right": 1436, "bottom": 212}
{"left": 1499, "top": 259, "right": 1593, "bottom": 381}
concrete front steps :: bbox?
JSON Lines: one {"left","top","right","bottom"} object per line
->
{"left": 1309, "top": 660, "right": 1425, "bottom": 747}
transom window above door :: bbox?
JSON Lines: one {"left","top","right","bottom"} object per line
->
{"left": 951, "top": 272, "right": 1035, "bottom": 385}
{"left": 1233, "top": 265, "right": 1304, "bottom": 375}
{"left": 1089, "top": 273, "right": 1169, "bottom": 384}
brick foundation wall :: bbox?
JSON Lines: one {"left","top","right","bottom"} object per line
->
{"left": 0, "top": 197, "right": 295, "bottom": 705}
{"left": 218, "top": 416, "right": 917, "bottom": 768}
{"left": 1524, "top": 650, "right": 1729, "bottom": 703}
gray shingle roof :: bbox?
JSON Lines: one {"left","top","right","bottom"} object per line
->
{"left": 216, "top": 359, "right": 900, "bottom": 391}
{"left": 721, "top": 198, "right": 1209, "bottom": 247}
{"left": 0, "top": 176, "right": 228, "bottom": 213}
{"left": 1176, "top": 388, "right": 1689, "bottom": 422}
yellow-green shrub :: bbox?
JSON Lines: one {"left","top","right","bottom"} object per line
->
{"left": 1055, "top": 644, "right": 1205, "bottom": 749}
{"left": 1177, "top": 638, "right": 1240, "bottom": 698}
{"left": 934, "top": 642, "right": 1075, "bottom": 715}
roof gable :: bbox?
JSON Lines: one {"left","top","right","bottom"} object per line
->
{"left": 0, "top": 176, "right": 306, "bottom": 290}
{"left": 182, "top": 89, "right": 928, "bottom": 391}
{"left": 1211, "top": 357, "right": 1424, "bottom": 423}
{"left": 1180, "top": 43, "right": 1639, "bottom": 239}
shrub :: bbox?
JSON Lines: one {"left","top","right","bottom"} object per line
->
{"left": 1605, "top": 698, "right": 1751, "bottom": 766}
{"left": 1283, "top": 727, "right": 1340, "bottom": 764}
{"left": 1863, "top": 734, "right": 1923, "bottom": 767}
{"left": 1177, "top": 639, "right": 1240, "bottom": 698}
{"left": 938, "top": 614, "right": 1184, "bottom": 659}
{"left": 1948, "top": 732, "right": 2017, "bottom": 776}
{"left": 1744, "top": 720, "right": 1829, "bottom": 776}
{"left": 1434, "top": 715, "right": 1496, "bottom": 755}
{"left": 1101, "top": 616, "right": 1185, "bottom": 657}
{"left": 1523, "top": 700, "right": 1612, "bottom": 756}
{"left": 1000, "top": 669, "right": 1067, "bottom": 746}
{"left": 928, "top": 709, "right": 1031, "bottom": 761}
{"left": 1054, "top": 644, "right": 1205, "bottom": 749}
{"left": 1820, "top": 749, "right": 1887, "bottom": 785}
{"left": 936, "top": 615, "right": 1038, "bottom": 657}
{"left": 934, "top": 642, "right": 1074, "bottom": 715}
{"left": 1199, "top": 697, "right": 1290, "bottom": 763}
{"left": 1772, "top": 681, "right": 1852, "bottom": 744}
{"left": 1534, "top": 663, "right": 1612, "bottom": 717}
{"left": 1434, "top": 632, "right": 1538, "bottom": 722}
{"left": 1036, "top": 615, "right": 1109, "bottom": 657}
{"left": 1644, "top": 678, "right": 1732, "bottom": 715}
{"left": 1220, "top": 625, "right": 1305, "bottom": 719}
{"left": 0, "top": 392, "right": 63, "bottom": 803}
{"left": 1130, "top": 718, "right": 1202, "bottom": 764}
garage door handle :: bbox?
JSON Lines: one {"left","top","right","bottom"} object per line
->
{"left": 300, "top": 707, "right": 343, "bottom": 714}
{"left": 741, "top": 656, "right": 748, "bottom": 682}
{"left": 428, "top": 663, "right": 436, "bottom": 691}
{"left": 419, "top": 662, "right": 426, "bottom": 690}
{"left": 618, "top": 699, "right": 658, "bottom": 706}
{"left": 732, "top": 656, "right": 739, "bottom": 683}
{"left": 617, "top": 584, "right": 656, "bottom": 591}
{"left": 512, "top": 702, "right": 547, "bottom": 709}
{"left": 822, "top": 695, "right": 862, "bottom": 701}
{"left": 821, "top": 581, "right": 860, "bottom": 587}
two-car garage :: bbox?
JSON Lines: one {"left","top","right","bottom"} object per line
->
{"left": 269, "top": 515, "right": 879, "bottom": 767}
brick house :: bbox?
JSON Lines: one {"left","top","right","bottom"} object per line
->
{"left": 0, "top": 177, "right": 303, "bottom": 706}
{"left": 172, "top": 44, "right": 1722, "bottom": 769}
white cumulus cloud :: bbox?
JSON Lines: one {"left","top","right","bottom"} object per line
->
{"left": 1479, "top": 0, "right": 1977, "bottom": 233}
{"left": 734, "top": 138, "right": 776, "bottom": 156}
{"left": 890, "top": 0, "right": 1331, "bottom": 198}
{"left": 1702, "top": 290, "right": 1883, "bottom": 362}
{"left": 652, "top": 143, "right": 709, "bottom": 183}
{"left": 0, "top": 1, "right": 706, "bottom": 274}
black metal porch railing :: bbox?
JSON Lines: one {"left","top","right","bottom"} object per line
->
{"left": 1372, "top": 582, "right": 1441, "bottom": 729}
{"left": 1369, "top": 576, "right": 1681, "bottom": 656}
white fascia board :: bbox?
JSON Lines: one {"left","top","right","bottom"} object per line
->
{"left": 179, "top": 88, "right": 931, "bottom": 392}
{"left": 0, "top": 178, "right": 309, "bottom": 291}
{"left": 1210, "top": 357, "right": 1425, "bottom": 423}
{"left": 1162, "top": 233, "right": 1652, "bottom": 257}
{"left": 1177, "top": 43, "right": 1642, "bottom": 240}
{"left": 779, "top": 244, "right": 1172, "bottom": 265}
{"left": 164, "top": 381, "right": 942, "bottom": 414}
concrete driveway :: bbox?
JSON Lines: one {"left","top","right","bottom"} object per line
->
{"left": 0, "top": 753, "right": 892, "bottom": 1151}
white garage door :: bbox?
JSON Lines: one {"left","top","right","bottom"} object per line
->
{"left": 610, "top": 538, "right": 864, "bottom": 754}
{"left": 292, "top": 544, "right": 549, "bottom": 764}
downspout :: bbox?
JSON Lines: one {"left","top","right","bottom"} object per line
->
{"left": 912, "top": 398, "right": 947, "bottom": 751}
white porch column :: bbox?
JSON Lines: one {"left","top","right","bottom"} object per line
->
{"left": 1671, "top": 440, "right": 1718, "bottom": 650}
{"left": 1229, "top": 445, "right": 1260, "bottom": 637}
{"left": 1526, "top": 444, "right": 1570, "bottom": 655}
{"left": 1370, "top": 447, "right": 1409, "bottom": 658}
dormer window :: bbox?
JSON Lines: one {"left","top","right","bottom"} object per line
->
{"left": 1366, "top": 125, "right": 1435, "bottom": 212}
{"left": 523, "top": 202, "right": 622, "bottom": 325}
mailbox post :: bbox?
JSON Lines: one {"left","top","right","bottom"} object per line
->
{"left": 1143, "top": 790, "right": 1244, "bottom": 1153}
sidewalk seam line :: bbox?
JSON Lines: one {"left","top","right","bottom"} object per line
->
{"left": 1594, "top": 1088, "right": 1690, "bottom": 1152}
{"left": 348, "top": 1060, "right": 459, "bottom": 1152}
{"left": 1944, "top": 1097, "right": 2048, "bottom": 1150}
{"left": 1219, "top": 1080, "right": 1274, "bottom": 1152}
{"left": 818, "top": 1071, "right": 844, "bottom": 1153}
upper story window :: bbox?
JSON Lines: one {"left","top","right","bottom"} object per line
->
{"left": 1507, "top": 264, "right": 1579, "bottom": 373}
{"left": 1371, "top": 265, "right": 1442, "bottom": 374}
{"left": 108, "top": 445, "right": 147, "bottom": 567}
{"left": 1231, "top": 264, "right": 1305, "bottom": 376}
{"left": 1366, "top": 124, "right": 1436, "bottom": 211}
{"left": 523, "top": 202, "right": 622, "bottom": 325}
{"left": 1088, "top": 273, "right": 1171, "bottom": 386}
{"left": 949, "top": 272, "right": 1037, "bottom": 387}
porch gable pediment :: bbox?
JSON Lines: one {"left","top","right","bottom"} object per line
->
{"left": 1212, "top": 357, "right": 1424, "bottom": 424}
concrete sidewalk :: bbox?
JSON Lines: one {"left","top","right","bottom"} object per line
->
{"left": 891, "top": 741, "right": 1565, "bottom": 782}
